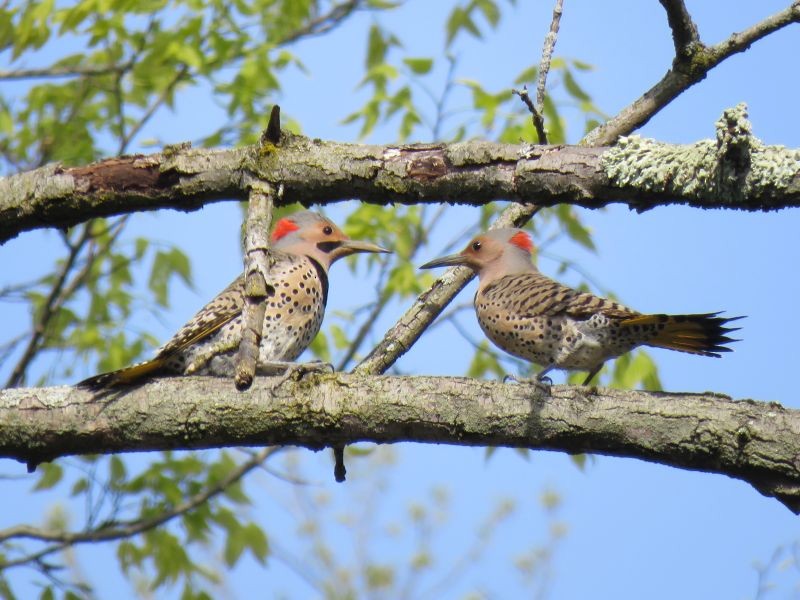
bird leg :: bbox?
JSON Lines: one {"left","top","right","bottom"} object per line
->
{"left": 581, "top": 365, "right": 602, "bottom": 386}
{"left": 503, "top": 365, "right": 553, "bottom": 393}
{"left": 186, "top": 339, "right": 333, "bottom": 384}
{"left": 185, "top": 339, "right": 240, "bottom": 374}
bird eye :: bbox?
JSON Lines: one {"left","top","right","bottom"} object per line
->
{"left": 323, "top": 225, "right": 333, "bottom": 235}
{"left": 472, "top": 241, "right": 482, "bottom": 251}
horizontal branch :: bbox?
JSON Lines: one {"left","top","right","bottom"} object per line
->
{"left": 2, "top": 375, "right": 800, "bottom": 513}
{"left": 1, "top": 105, "right": 798, "bottom": 243}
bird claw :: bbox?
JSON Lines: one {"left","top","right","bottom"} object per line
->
{"left": 502, "top": 373, "right": 552, "bottom": 393}
{"left": 273, "top": 360, "right": 334, "bottom": 386}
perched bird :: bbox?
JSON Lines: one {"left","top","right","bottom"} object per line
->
{"left": 78, "top": 211, "right": 389, "bottom": 389}
{"left": 420, "top": 228, "right": 741, "bottom": 385}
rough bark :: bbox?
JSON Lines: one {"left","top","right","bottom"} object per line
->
{"left": 2, "top": 375, "right": 799, "bottom": 513}
{"left": 2, "top": 114, "right": 799, "bottom": 243}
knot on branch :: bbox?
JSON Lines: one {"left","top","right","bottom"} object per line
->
{"left": 714, "top": 103, "right": 753, "bottom": 200}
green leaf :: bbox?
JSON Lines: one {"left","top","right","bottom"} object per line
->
{"left": 243, "top": 523, "right": 269, "bottom": 564}
{"left": 148, "top": 248, "right": 192, "bottom": 307}
{"left": 71, "top": 478, "right": 89, "bottom": 496}
{"left": 467, "top": 341, "right": 505, "bottom": 378}
{"left": 570, "top": 453, "right": 588, "bottom": 471}
{"left": 563, "top": 69, "right": 591, "bottom": 102}
{"left": 33, "top": 462, "right": 63, "bottom": 491}
{"left": 514, "top": 64, "right": 538, "bottom": 85}
{"left": 110, "top": 455, "right": 127, "bottom": 486}
{"left": 403, "top": 57, "right": 433, "bottom": 74}
{"left": 223, "top": 523, "right": 245, "bottom": 566}
{"left": 366, "top": 24, "right": 387, "bottom": 68}
{"left": 446, "top": 7, "right": 481, "bottom": 47}
{"left": 475, "top": 0, "right": 500, "bottom": 27}
{"left": 365, "top": 564, "right": 395, "bottom": 590}
{"left": 555, "top": 205, "right": 595, "bottom": 252}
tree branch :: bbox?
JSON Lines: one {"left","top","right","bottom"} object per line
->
{"left": 584, "top": 2, "right": 800, "bottom": 145}
{"left": 3, "top": 106, "right": 798, "bottom": 244}
{"left": 0, "top": 63, "right": 131, "bottom": 81}
{"left": 1, "top": 376, "right": 799, "bottom": 513}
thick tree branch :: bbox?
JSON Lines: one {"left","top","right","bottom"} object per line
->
{"left": 2, "top": 107, "right": 798, "bottom": 244}
{"left": 1, "top": 376, "right": 799, "bottom": 513}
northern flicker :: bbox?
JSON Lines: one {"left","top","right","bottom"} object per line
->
{"left": 78, "top": 211, "right": 389, "bottom": 389}
{"left": 420, "top": 228, "right": 741, "bottom": 385}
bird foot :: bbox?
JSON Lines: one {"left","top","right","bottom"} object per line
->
{"left": 502, "top": 374, "right": 552, "bottom": 393}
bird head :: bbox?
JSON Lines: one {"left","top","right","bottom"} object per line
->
{"left": 271, "top": 211, "right": 390, "bottom": 270}
{"left": 419, "top": 228, "right": 537, "bottom": 285}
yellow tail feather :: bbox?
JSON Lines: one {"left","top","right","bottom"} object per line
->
{"left": 76, "top": 358, "right": 166, "bottom": 390}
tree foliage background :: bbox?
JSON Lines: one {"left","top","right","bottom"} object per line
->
{"left": 1, "top": 0, "right": 800, "bottom": 598}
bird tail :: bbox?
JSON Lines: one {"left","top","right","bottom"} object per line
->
{"left": 76, "top": 358, "right": 166, "bottom": 390}
{"left": 622, "top": 312, "right": 743, "bottom": 357}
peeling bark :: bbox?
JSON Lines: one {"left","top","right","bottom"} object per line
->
{"left": 2, "top": 375, "right": 799, "bottom": 513}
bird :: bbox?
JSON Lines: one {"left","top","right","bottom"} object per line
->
{"left": 78, "top": 210, "right": 390, "bottom": 389}
{"left": 420, "top": 227, "right": 741, "bottom": 385}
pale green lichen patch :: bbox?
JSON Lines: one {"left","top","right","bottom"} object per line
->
{"left": 602, "top": 104, "right": 799, "bottom": 206}
{"left": 747, "top": 144, "right": 800, "bottom": 194}
{"left": 602, "top": 135, "right": 719, "bottom": 199}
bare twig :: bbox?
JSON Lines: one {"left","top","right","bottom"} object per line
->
{"left": 277, "top": 0, "right": 363, "bottom": 45}
{"left": 512, "top": 86, "right": 547, "bottom": 144}
{"left": 658, "top": 0, "right": 701, "bottom": 58}
{"left": 0, "top": 63, "right": 130, "bottom": 81}
{"left": 512, "top": 0, "right": 564, "bottom": 144}
{"left": 4, "top": 225, "right": 93, "bottom": 387}
{"left": 535, "top": 0, "right": 565, "bottom": 112}
{"left": 121, "top": 64, "right": 190, "bottom": 151}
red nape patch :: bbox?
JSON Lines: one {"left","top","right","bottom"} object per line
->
{"left": 509, "top": 231, "right": 533, "bottom": 252}
{"left": 271, "top": 218, "right": 300, "bottom": 242}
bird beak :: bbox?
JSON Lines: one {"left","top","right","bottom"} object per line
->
{"left": 419, "top": 252, "right": 469, "bottom": 269}
{"left": 337, "top": 239, "right": 392, "bottom": 256}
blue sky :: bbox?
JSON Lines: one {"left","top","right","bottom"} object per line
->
{"left": 1, "top": 0, "right": 800, "bottom": 597}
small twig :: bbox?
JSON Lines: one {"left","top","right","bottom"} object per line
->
{"left": 121, "top": 63, "right": 189, "bottom": 150}
{"left": 535, "top": 0, "right": 564, "bottom": 112}
{"left": 512, "top": 86, "right": 547, "bottom": 144}
{"left": 0, "top": 63, "right": 131, "bottom": 81}
{"left": 333, "top": 445, "right": 346, "bottom": 482}
{"left": 512, "top": 0, "right": 564, "bottom": 144}
{"left": 277, "top": 0, "right": 362, "bottom": 45}
{"left": 658, "top": 0, "right": 701, "bottom": 58}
